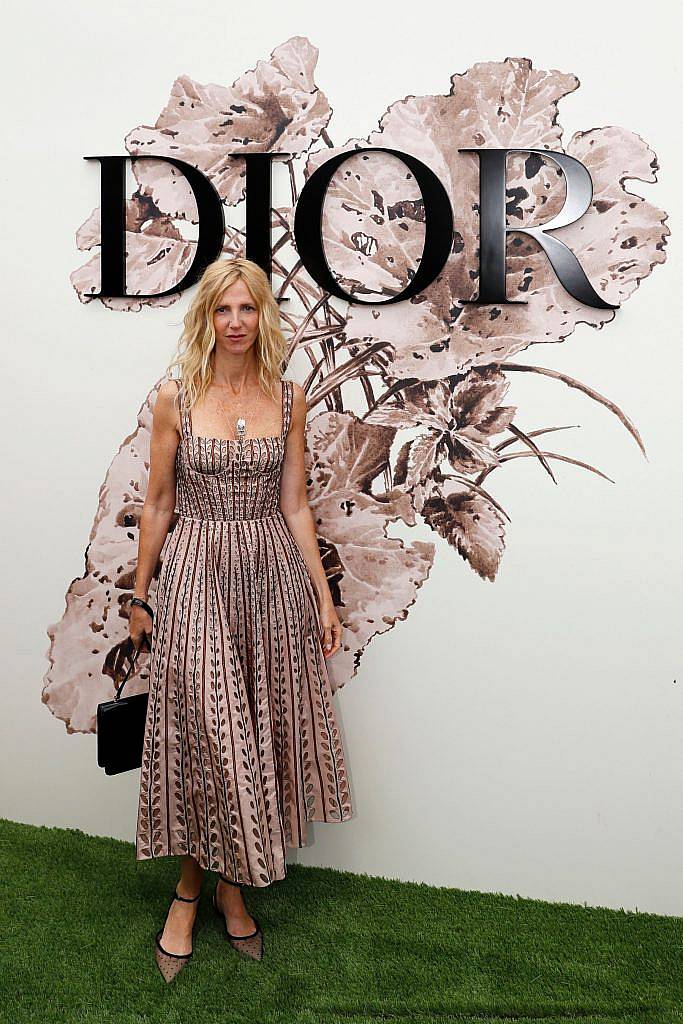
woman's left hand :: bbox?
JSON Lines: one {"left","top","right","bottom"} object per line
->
{"left": 318, "top": 599, "right": 342, "bottom": 658}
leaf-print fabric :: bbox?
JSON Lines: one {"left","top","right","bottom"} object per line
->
{"left": 135, "top": 378, "right": 353, "bottom": 885}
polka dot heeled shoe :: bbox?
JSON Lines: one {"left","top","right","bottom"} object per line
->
{"left": 212, "top": 874, "right": 264, "bottom": 961}
{"left": 154, "top": 888, "right": 202, "bottom": 983}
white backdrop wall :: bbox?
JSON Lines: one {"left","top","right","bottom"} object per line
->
{"left": 2, "top": 0, "right": 681, "bottom": 915}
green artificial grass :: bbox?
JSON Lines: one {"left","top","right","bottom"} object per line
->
{"left": 0, "top": 817, "right": 681, "bottom": 1024}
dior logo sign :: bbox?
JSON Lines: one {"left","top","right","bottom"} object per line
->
{"left": 84, "top": 148, "right": 617, "bottom": 311}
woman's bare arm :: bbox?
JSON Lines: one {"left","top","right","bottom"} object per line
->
{"left": 279, "top": 381, "right": 341, "bottom": 657}
{"left": 130, "top": 381, "right": 180, "bottom": 644}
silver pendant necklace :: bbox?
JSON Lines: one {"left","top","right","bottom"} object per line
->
{"left": 211, "top": 383, "right": 262, "bottom": 469}
{"left": 236, "top": 415, "right": 246, "bottom": 469}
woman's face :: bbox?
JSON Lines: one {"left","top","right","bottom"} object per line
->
{"left": 212, "top": 278, "right": 260, "bottom": 355}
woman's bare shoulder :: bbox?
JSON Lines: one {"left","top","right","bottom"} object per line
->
{"left": 154, "top": 377, "right": 183, "bottom": 431}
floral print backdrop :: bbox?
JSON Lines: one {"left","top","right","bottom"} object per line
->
{"left": 43, "top": 38, "right": 668, "bottom": 733}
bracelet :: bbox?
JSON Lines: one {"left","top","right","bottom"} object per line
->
{"left": 131, "top": 596, "right": 154, "bottom": 619}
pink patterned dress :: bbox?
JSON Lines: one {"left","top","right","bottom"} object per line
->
{"left": 136, "top": 377, "right": 353, "bottom": 885}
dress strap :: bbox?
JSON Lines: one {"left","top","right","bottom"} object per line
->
{"left": 280, "top": 379, "right": 293, "bottom": 440}
{"left": 169, "top": 376, "right": 190, "bottom": 439}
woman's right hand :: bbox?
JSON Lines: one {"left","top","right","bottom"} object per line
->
{"left": 129, "top": 604, "right": 153, "bottom": 653}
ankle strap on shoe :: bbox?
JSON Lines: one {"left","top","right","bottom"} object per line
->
{"left": 218, "top": 874, "right": 241, "bottom": 887}
{"left": 174, "top": 888, "right": 201, "bottom": 902}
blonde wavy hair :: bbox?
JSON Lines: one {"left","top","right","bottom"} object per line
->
{"left": 166, "top": 257, "right": 288, "bottom": 413}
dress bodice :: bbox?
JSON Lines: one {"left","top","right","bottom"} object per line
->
{"left": 171, "top": 377, "right": 293, "bottom": 522}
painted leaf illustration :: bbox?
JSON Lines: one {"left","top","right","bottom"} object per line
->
{"left": 313, "top": 56, "right": 668, "bottom": 380}
{"left": 304, "top": 412, "right": 434, "bottom": 692}
{"left": 43, "top": 378, "right": 170, "bottom": 732}
{"left": 71, "top": 36, "right": 331, "bottom": 308}
{"left": 416, "top": 475, "right": 507, "bottom": 583}
{"left": 365, "top": 369, "right": 516, "bottom": 483}
{"left": 125, "top": 36, "right": 332, "bottom": 221}
{"left": 71, "top": 194, "right": 196, "bottom": 311}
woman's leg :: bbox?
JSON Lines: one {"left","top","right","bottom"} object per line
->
{"left": 177, "top": 854, "right": 204, "bottom": 898}
{"left": 159, "top": 855, "right": 205, "bottom": 955}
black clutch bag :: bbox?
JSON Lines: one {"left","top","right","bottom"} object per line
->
{"left": 96, "top": 642, "right": 150, "bottom": 776}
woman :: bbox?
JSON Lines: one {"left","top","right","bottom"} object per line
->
{"left": 129, "top": 257, "right": 354, "bottom": 982}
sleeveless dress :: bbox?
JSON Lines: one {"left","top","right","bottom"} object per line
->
{"left": 135, "top": 377, "right": 353, "bottom": 886}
